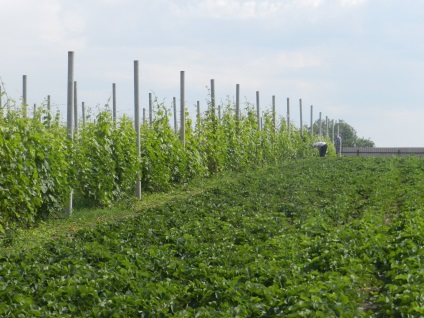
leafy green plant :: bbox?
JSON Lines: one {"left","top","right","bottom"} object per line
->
{"left": 1, "top": 90, "right": 339, "bottom": 233}
{"left": 140, "top": 100, "right": 189, "bottom": 191}
{"left": 0, "top": 106, "right": 70, "bottom": 235}
{"left": 3, "top": 157, "right": 424, "bottom": 316}
{"left": 74, "top": 110, "right": 117, "bottom": 207}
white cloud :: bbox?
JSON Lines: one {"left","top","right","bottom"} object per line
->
{"left": 340, "top": 0, "right": 366, "bottom": 7}
{"left": 298, "top": 0, "right": 324, "bottom": 8}
{"left": 173, "top": 0, "right": 329, "bottom": 20}
{"left": 0, "top": 0, "right": 87, "bottom": 52}
{"left": 175, "top": 0, "right": 283, "bottom": 19}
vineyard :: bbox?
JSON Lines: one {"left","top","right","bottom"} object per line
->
{"left": 1, "top": 156, "right": 424, "bottom": 316}
{"left": 0, "top": 98, "right": 332, "bottom": 234}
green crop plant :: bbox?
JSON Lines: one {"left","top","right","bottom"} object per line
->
{"left": 74, "top": 110, "right": 137, "bottom": 207}
{"left": 3, "top": 157, "right": 424, "bottom": 315}
{"left": 0, "top": 105, "right": 70, "bottom": 235}
{"left": 0, "top": 90, "right": 336, "bottom": 234}
{"left": 140, "top": 99, "right": 190, "bottom": 191}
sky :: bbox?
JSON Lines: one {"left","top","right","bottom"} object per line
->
{"left": 1, "top": 0, "right": 424, "bottom": 146}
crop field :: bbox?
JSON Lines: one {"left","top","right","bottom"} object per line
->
{"left": 1, "top": 156, "right": 424, "bottom": 316}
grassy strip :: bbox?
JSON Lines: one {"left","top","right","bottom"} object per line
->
{"left": 0, "top": 170, "right": 240, "bottom": 257}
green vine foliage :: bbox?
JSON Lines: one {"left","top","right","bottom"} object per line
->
{"left": 239, "top": 105, "right": 263, "bottom": 168}
{"left": 199, "top": 103, "right": 226, "bottom": 174}
{"left": 74, "top": 111, "right": 115, "bottom": 207}
{"left": 0, "top": 95, "right": 336, "bottom": 232}
{"left": 220, "top": 101, "right": 243, "bottom": 172}
{"left": 0, "top": 107, "right": 70, "bottom": 233}
{"left": 184, "top": 115, "right": 208, "bottom": 179}
{"left": 33, "top": 111, "right": 71, "bottom": 219}
{"left": 74, "top": 110, "right": 138, "bottom": 207}
{"left": 110, "top": 115, "right": 138, "bottom": 201}
{"left": 140, "top": 101, "right": 189, "bottom": 192}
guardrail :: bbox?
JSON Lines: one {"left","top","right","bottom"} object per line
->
{"left": 342, "top": 147, "right": 424, "bottom": 157}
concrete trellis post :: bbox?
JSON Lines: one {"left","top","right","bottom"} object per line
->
{"left": 287, "top": 98, "right": 290, "bottom": 133}
{"left": 74, "top": 81, "right": 78, "bottom": 132}
{"left": 22, "top": 75, "right": 27, "bottom": 118}
{"left": 197, "top": 101, "right": 201, "bottom": 130}
{"left": 272, "top": 95, "right": 276, "bottom": 133}
{"left": 211, "top": 79, "right": 216, "bottom": 122}
{"left": 173, "top": 97, "right": 177, "bottom": 133}
{"left": 143, "top": 108, "right": 146, "bottom": 124}
{"left": 236, "top": 84, "right": 240, "bottom": 124}
{"left": 319, "top": 112, "right": 322, "bottom": 136}
{"left": 149, "top": 92, "right": 153, "bottom": 126}
{"left": 82, "top": 102, "right": 85, "bottom": 126}
{"left": 134, "top": 60, "right": 141, "bottom": 200}
{"left": 256, "top": 91, "right": 260, "bottom": 130}
{"left": 310, "top": 105, "right": 313, "bottom": 136}
{"left": 66, "top": 51, "right": 74, "bottom": 216}
{"left": 261, "top": 112, "right": 263, "bottom": 131}
{"left": 180, "top": 71, "right": 185, "bottom": 146}
{"left": 112, "top": 83, "right": 117, "bottom": 122}
{"left": 47, "top": 95, "right": 51, "bottom": 126}
{"left": 337, "top": 120, "right": 342, "bottom": 156}
{"left": 299, "top": 99, "right": 303, "bottom": 136}
{"left": 325, "top": 116, "right": 329, "bottom": 137}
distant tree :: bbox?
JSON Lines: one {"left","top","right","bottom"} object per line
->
{"left": 312, "top": 119, "right": 375, "bottom": 147}
{"left": 355, "top": 137, "right": 375, "bottom": 147}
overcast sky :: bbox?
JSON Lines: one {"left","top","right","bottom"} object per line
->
{"left": 1, "top": 0, "right": 424, "bottom": 146}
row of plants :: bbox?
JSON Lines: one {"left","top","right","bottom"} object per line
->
{"left": 0, "top": 98, "right": 334, "bottom": 233}
{"left": 0, "top": 110, "right": 70, "bottom": 233}
{"left": 1, "top": 157, "right": 424, "bottom": 316}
